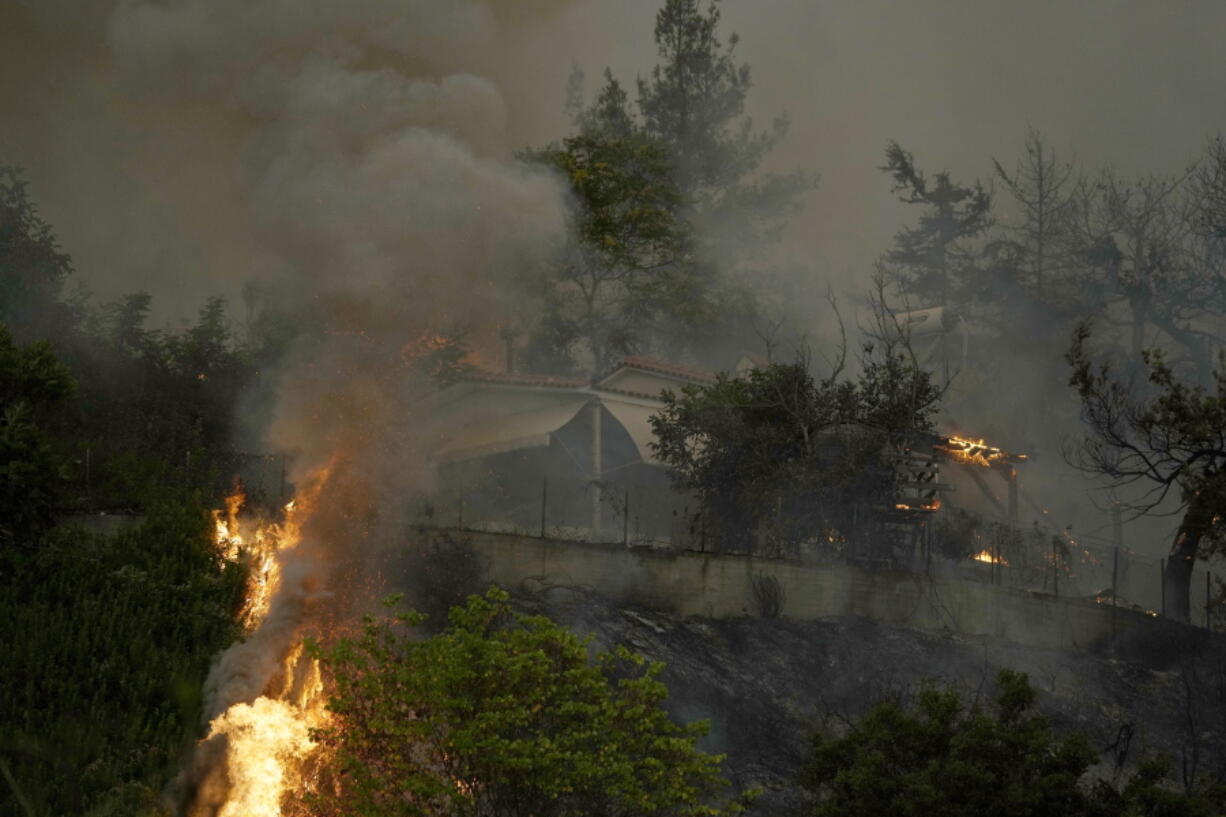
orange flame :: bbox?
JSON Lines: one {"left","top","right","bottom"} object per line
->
{"left": 196, "top": 462, "right": 338, "bottom": 817}
{"left": 895, "top": 498, "right": 942, "bottom": 512}
{"left": 971, "top": 549, "right": 1008, "bottom": 566}
{"left": 936, "top": 435, "right": 1025, "bottom": 468}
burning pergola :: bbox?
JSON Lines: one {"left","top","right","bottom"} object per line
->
{"left": 933, "top": 434, "right": 1030, "bottom": 528}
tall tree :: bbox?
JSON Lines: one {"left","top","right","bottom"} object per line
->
{"left": 1193, "top": 134, "right": 1226, "bottom": 241}
{"left": 1069, "top": 171, "right": 1191, "bottom": 360}
{"left": 530, "top": 1, "right": 814, "bottom": 372}
{"left": 0, "top": 166, "right": 78, "bottom": 342}
{"left": 879, "top": 141, "right": 993, "bottom": 307}
{"left": 990, "top": 128, "right": 1080, "bottom": 306}
{"left": 1067, "top": 325, "right": 1226, "bottom": 623}
{"left": 636, "top": 0, "right": 812, "bottom": 262}
{"left": 523, "top": 129, "right": 689, "bottom": 373}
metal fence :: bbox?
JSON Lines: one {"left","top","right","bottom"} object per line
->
{"left": 417, "top": 472, "right": 1226, "bottom": 632}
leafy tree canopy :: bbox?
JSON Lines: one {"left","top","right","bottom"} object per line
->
{"left": 522, "top": 130, "right": 691, "bottom": 372}
{"left": 0, "top": 322, "right": 75, "bottom": 547}
{"left": 649, "top": 350, "right": 940, "bottom": 555}
{"left": 526, "top": 1, "right": 815, "bottom": 374}
{"left": 0, "top": 166, "right": 78, "bottom": 342}
{"left": 804, "top": 669, "right": 1220, "bottom": 817}
{"left": 304, "top": 587, "right": 748, "bottom": 817}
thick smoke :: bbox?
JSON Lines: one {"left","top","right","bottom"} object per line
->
{"left": 104, "top": 0, "right": 570, "bottom": 474}
{"left": 100, "top": 3, "right": 575, "bottom": 812}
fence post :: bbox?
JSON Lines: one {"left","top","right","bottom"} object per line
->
{"left": 1112, "top": 546, "right": 1119, "bottom": 644}
{"left": 458, "top": 497, "right": 464, "bottom": 531}
{"left": 540, "top": 477, "right": 548, "bottom": 538}
{"left": 1052, "top": 537, "right": 1059, "bottom": 598}
{"left": 1160, "top": 558, "right": 1166, "bottom": 616}
{"left": 1207, "top": 571, "right": 1213, "bottom": 631}
{"left": 623, "top": 488, "right": 629, "bottom": 547}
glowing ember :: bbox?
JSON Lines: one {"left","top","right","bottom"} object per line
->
{"left": 935, "top": 434, "right": 1026, "bottom": 468}
{"left": 971, "top": 549, "right": 1009, "bottom": 566}
{"left": 895, "top": 498, "right": 942, "bottom": 512}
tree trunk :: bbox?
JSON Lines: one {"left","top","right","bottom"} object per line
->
{"left": 1164, "top": 496, "right": 1214, "bottom": 623}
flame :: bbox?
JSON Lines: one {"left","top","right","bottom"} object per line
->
{"left": 206, "top": 698, "right": 315, "bottom": 817}
{"left": 211, "top": 489, "right": 287, "bottom": 628}
{"left": 401, "top": 332, "right": 452, "bottom": 366}
{"left": 193, "top": 462, "right": 339, "bottom": 817}
{"left": 936, "top": 434, "right": 1025, "bottom": 468}
{"left": 895, "top": 498, "right": 942, "bottom": 512}
{"left": 971, "top": 549, "right": 1009, "bottom": 566}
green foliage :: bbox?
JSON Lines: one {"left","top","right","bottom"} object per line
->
{"left": 0, "top": 323, "right": 75, "bottom": 547}
{"left": 526, "top": 1, "right": 814, "bottom": 372}
{"left": 0, "top": 166, "right": 78, "bottom": 342}
{"left": 304, "top": 588, "right": 746, "bottom": 817}
{"left": 523, "top": 128, "right": 689, "bottom": 372}
{"left": 803, "top": 670, "right": 1218, "bottom": 817}
{"left": 649, "top": 356, "right": 939, "bottom": 554}
{"left": 636, "top": 0, "right": 814, "bottom": 260}
{"left": 68, "top": 293, "right": 257, "bottom": 509}
{"left": 0, "top": 500, "right": 245, "bottom": 817}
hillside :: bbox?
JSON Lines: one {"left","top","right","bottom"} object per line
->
{"left": 514, "top": 587, "right": 1226, "bottom": 813}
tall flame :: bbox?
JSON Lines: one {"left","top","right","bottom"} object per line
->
{"left": 188, "top": 464, "right": 337, "bottom": 817}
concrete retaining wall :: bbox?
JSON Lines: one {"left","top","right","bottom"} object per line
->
{"left": 458, "top": 529, "right": 1158, "bottom": 651}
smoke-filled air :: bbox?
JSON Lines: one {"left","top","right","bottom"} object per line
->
{"left": 5, "top": 2, "right": 1226, "bottom": 815}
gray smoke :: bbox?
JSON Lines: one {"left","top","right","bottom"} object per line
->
{"left": 4, "top": 2, "right": 1221, "bottom": 575}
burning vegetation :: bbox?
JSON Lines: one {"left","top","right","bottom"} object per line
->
{"left": 184, "top": 470, "right": 337, "bottom": 817}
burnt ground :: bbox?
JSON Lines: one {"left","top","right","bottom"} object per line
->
{"left": 513, "top": 586, "right": 1226, "bottom": 815}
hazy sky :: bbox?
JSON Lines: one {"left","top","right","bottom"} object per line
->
{"left": 4, "top": 1, "right": 1224, "bottom": 321}
{"left": 4, "top": 0, "right": 1219, "bottom": 555}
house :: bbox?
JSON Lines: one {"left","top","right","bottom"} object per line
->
{"left": 422, "top": 357, "right": 717, "bottom": 543}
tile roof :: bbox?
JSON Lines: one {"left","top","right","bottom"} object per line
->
{"left": 611, "top": 355, "right": 718, "bottom": 384}
{"left": 458, "top": 369, "right": 589, "bottom": 389}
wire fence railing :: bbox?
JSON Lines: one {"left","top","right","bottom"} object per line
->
{"left": 420, "top": 471, "right": 1226, "bottom": 632}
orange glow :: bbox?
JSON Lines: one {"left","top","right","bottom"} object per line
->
{"left": 971, "top": 549, "right": 1008, "bottom": 566}
{"left": 400, "top": 332, "right": 451, "bottom": 365}
{"left": 895, "top": 498, "right": 942, "bottom": 512}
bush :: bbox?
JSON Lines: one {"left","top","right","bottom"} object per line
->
{"left": 303, "top": 588, "right": 750, "bottom": 817}
{"left": 803, "top": 669, "right": 1222, "bottom": 817}
{"left": 0, "top": 500, "right": 244, "bottom": 816}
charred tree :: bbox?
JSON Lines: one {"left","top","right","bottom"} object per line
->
{"left": 1067, "top": 325, "right": 1226, "bottom": 622}
{"left": 990, "top": 128, "right": 1079, "bottom": 307}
